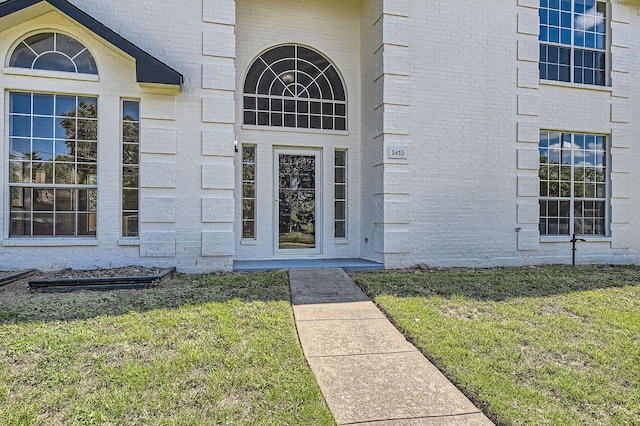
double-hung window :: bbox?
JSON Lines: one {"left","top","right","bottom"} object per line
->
{"left": 9, "top": 93, "right": 98, "bottom": 237}
{"left": 539, "top": 131, "right": 607, "bottom": 236}
{"left": 539, "top": 0, "right": 607, "bottom": 86}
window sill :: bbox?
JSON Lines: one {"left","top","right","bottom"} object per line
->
{"left": 334, "top": 239, "right": 350, "bottom": 245}
{"left": 3, "top": 67, "right": 99, "bottom": 82}
{"left": 240, "top": 239, "right": 257, "bottom": 245}
{"left": 540, "top": 80, "right": 612, "bottom": 93}
{"left": 241, "top": 124, "right": 349, "bottom": 136}
{"left": 540, "top": 236, "right": 611, "bottom": 244}
{"left": 2, "top": 238, "right": 99, "bottom": 247}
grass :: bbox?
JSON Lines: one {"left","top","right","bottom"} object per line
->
{"left": 352, "top": 265, "right": 640, "bottom": 426}
{"left": 0, "top": 272, "right": 335, "bottom": 426}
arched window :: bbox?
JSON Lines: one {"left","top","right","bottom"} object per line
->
{"left": 243, "top": 45, "right": 346, "bottom": 131}
{"left": 10, "top": 32, "right": 98, "bottom": 75}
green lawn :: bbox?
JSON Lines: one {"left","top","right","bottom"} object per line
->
{"left": 352, "top": 265, "right": 640, "bottom": 426}
{"left": 0, "top": 272, "right": 335, "bottom": 426}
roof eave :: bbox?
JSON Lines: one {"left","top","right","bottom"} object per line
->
{"left": 0, "top": 0, "right": 184, "bottom": 89}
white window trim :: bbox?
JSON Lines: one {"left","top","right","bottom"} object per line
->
{"left": 538, "top": 131, "right": 611, "bottom": 238}
{"left": 539, "top": 0, "right": 610, "bottom": 86}
{"left": 241, "top": 144, "right": 257, "bottom": 241}
{"left": 3, "top": 67, "right": 99, "bottom": 82}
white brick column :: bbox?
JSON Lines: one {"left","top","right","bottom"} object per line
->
{"left": 515, "top": 0, "right": 541, "bottom": 251}
{"left": 609, "top": 1, "right": 635, "bottom": 249}
{"left": 200, "top": 0, "right": 236, "bottom": 259}
{"left": 139, "top": 93, "right": 179, "bottom": 258}
{"left": 360, "top": 0, "right": 412, "bottom": 267}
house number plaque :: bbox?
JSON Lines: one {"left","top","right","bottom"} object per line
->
{"left": 388, "top": 146, "right": 408, "bottom": 159}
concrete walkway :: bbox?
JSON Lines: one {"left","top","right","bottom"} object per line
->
{"left": 289, "top": 268, "right": 494, "bottom": 426}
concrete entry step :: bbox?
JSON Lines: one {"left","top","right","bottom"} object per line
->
{"left": 233, "top": 258, "right": 384, "bottom": 272}
{"left": 289, "top": 268, "right": 494, "bottom": 426}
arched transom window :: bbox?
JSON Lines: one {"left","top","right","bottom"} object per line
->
{"left": 243, "top": 45, "right": 346, "bottom": 131}
{"left": 10, "top": 32, "right": 98, "bottom": 75}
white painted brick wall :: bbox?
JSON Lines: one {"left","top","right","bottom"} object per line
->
{"left": 0, "top": 0, "right": 638, "bottom": 272}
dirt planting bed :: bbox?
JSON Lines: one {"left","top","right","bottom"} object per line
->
{"left": 0, "top": 266, "right": 176, "bottom": 299}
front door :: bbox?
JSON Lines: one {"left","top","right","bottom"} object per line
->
{"left": 275, "top": 149, "right": 321, "bottom": 252}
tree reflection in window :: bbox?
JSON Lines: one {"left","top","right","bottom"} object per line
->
{"left": 10, "top": 32, "right": 98, "bottom": 74}
{"left": 122, "top": 101, "right": 140, "bottom": 237}
{"left": 244, "top": 45, "right": 347, "bottom": 131}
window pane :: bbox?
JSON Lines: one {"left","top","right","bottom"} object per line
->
{"left": 55, "top": 189, "right": 74, "bottom": 211}
{"left": 123, "top": 144, "right": 139, "bottom": 165}
{"left": 122, "top": 213, "right": 139, "bottom": 237}
{"left": 10, "top": 212, "right": 32, "bottom": 237}
{"left": 55, "top": 96, "right": 76, "bottom": 116}
{"left": 77, "top": 119, "right": 97, "bottom": 140}
{"left": 55, "top": 163, "right": 74, "bottom": 184}
{"left": 244, "top": 111, "right": 256, "bottom": 125}
{"left": 9, "top": 161, "right": 30, "bottom": 183}
{"left": 74, "top": 50, "right": 98, "bottom": 74}
{"left": 33, "top": 94, "right": 54, "bottom": 116}
{"left": 33, "top": 213, "right": 54, "bottom": 235}
{"left": 335, "top": 201, "right": 346, "bottom": 220}
{"left": 33, "top": 163, "right": 53, "bottom": 184}
{"left": 77, "top": 213, "right": 96, "bottom": 236}
{"left": 77, "top": 164, "right": 97, "bottom": 185}
{"left": 78, "top": 98, "right": 98, "bottom": 118}
{"left": 77, "top": 142, "right": 97, "bottom": 162}
{"left": 123, "top": 189, "right": 139, "bottom": 210}
{"left": 10, "top": 46, "right": 37, "bottom": 69}
{"left": 12, "top": 187, "right": 31, "bottom": 210}
{"left": 243, "top": 221, "right": 255, "bottom": 239}
{"left": 243, "top": 182, "right": 255, "bottom": 199}
{"left": 33, "top": 116, "right": 55, "bottom": 138}
{"left": 9, "top": 116, "right": 31, "bottom": 138}
{"left": 243, "top": 199, "right": 255, "bottom": 220}
{"left": 55, "top": 213, "right": 75, "bottom": 236}
{"left": 10, "top": 92, "right": 32, "bottom": 114}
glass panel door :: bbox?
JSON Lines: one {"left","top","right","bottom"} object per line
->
{"left": 277, "top": 152, "right": 318, "bottom": 250}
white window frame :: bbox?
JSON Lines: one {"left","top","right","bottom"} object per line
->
{"left": 121, "top": 99, "right": 140, "bottom": 238}
{"left": 7, "top": 91, "right": 99, "bottom": 238}
{"left": 539, "top": 0, "right": 609, "bottom": 86}
{"left": 241, "top": 144, "right": 257, "bottom": 240}
{"left": 334, "top": 149, "right": 347, "bottom": 239}
{"left": 539, "top": 130, "right": 609, "bottom": 237}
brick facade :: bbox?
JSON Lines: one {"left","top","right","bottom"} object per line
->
{"left": 0, "top": 0, "right": 638, "bottom": 272}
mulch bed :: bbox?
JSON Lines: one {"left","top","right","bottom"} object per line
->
{"left": 29, "top": 266, "right": 176, "bottom": 292}
{"left": 0, "top": 266, "right": 179, "bottom": 303}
